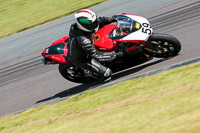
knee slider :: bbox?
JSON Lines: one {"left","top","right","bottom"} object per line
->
{"left": 104, "top": 68, "right": 112, "bottom": 77}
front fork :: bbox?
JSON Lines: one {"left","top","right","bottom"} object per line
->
{"left": 143, "top": 42, "right": 163, "bottom": 57}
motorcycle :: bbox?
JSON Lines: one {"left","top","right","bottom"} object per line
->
{"left": 41, "top": 14, "right": 181, "bottom": 83}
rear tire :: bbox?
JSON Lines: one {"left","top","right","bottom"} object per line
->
{"left": 58, "top": 64, "right": 95, "bottom": 83}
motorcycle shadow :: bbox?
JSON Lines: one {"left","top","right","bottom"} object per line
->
{"left": 36, "top": 58, "right": 169, "bottom": 104}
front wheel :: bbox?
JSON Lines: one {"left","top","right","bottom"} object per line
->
{"left": 145, "top": 33, "right": 181, "bottom": 58}
{"left": 58, "top": 64, "right": 95, "bottom": 83}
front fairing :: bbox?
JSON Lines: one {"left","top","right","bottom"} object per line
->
{"left": 114, "top": 15, "right": 153, "bottom": 42}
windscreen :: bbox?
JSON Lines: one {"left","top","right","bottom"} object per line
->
{"left": 113, "top": 15, "right": 141, "bottom": 37}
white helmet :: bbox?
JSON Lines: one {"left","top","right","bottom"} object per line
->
{"left": 74, "top": 9, "right": 99, "bottom": 32}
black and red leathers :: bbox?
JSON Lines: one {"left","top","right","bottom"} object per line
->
{"left": 67, "top": 16, "right": 117, "bottom": 81}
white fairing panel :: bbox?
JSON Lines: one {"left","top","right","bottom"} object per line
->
{"left": 121, "top": 15, "right": 153, "bottom": 41}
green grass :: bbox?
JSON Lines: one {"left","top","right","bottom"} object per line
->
{"left": 0, "top": 62, "right": 200, "bottom": 133}
{"left": 0, "top": 0, "right": 105, "bottom": 38}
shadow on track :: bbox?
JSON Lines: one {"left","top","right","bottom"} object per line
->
{"left": 36, "top": 58, "right": 166, "bottom": 104}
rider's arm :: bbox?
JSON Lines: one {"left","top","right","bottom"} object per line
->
{"left": 78, "top": 36, "right": 116, "bottom": 62}
{"left": 98, "top": 16, "right": 117, "bottom": 28}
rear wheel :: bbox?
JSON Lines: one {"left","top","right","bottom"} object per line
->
{"left": 58, "top": 64, "right": 95, "bottom": 83}
{"left": 146, "top": 33, "right": 181, "bottom": 58}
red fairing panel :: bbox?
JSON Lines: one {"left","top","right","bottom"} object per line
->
{"left": 50, "top": 36, "right": 69, "bottom": 47}
{"left": 42, "top": 36, "right": 70, "bottom": 64}
{"left": 94, "top": 24, "right": 116, "bottom": 52}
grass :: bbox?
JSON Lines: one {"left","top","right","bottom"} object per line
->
{"left": 0, "top": 62, "right": 200, "bottom": 133}
{"left": 0, "top": 0, "right": 106, "bottom": 38}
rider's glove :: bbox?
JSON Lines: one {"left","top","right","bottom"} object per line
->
{"left": 111, "top": 15, "right": 118, "bottom": 22}
{"left": 116, "top": 50, "right": 124, "bottom": 58}
{"left": 115, "top": 45, "right": 124, "bottom": 58}
{"left": 109, "top": 50, "right": 123, "bottom": 61}
{"left": 111, "top": 53, "right": 117, "bottom": 61}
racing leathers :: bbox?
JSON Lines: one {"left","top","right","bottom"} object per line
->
{"left": 67, "top": 16, "right": 117, "bottom": 82}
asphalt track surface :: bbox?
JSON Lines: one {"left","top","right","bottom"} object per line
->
{"left": 0, "top": 0, "right": 200, "bottom": 117}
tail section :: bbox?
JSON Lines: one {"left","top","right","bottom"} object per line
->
{"left": 41, "top": 36, "right": 71, "bottom": 64}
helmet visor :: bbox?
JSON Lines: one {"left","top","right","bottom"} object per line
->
{"left": 78, "top": 17, "right": 98, "bottom": 31}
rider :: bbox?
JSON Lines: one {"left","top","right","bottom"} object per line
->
{"left": 67, "top": 9, "right": 123, "bottom": 82}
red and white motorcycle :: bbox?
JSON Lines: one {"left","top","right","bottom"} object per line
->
{"left": 42, "top": 14, "right": 181, "bottom": 83}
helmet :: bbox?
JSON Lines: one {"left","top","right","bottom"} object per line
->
{"left": 74, "top": 9, "right": 99, "bottom": 32}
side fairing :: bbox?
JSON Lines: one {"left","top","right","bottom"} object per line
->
{"left": 94, "top": 24, "right": 116, "bottom": 52}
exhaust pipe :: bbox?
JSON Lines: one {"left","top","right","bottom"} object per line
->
{"left": 42, "top": 58, "right": 57, "bottom": 65}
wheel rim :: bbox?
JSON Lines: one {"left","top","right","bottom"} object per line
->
{"left": 65, "top": 66, "right": 90, "bottom": 80}
{"left": 151, "top": 40, "right": 176, "bottom": 57}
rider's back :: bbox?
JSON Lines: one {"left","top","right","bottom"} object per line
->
{"left": 68, "top": 24, "right": 93, "bottom": 62}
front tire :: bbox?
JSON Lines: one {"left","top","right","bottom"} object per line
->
{"left": 147, "top": 33, "right": 181, "bottom": 58}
